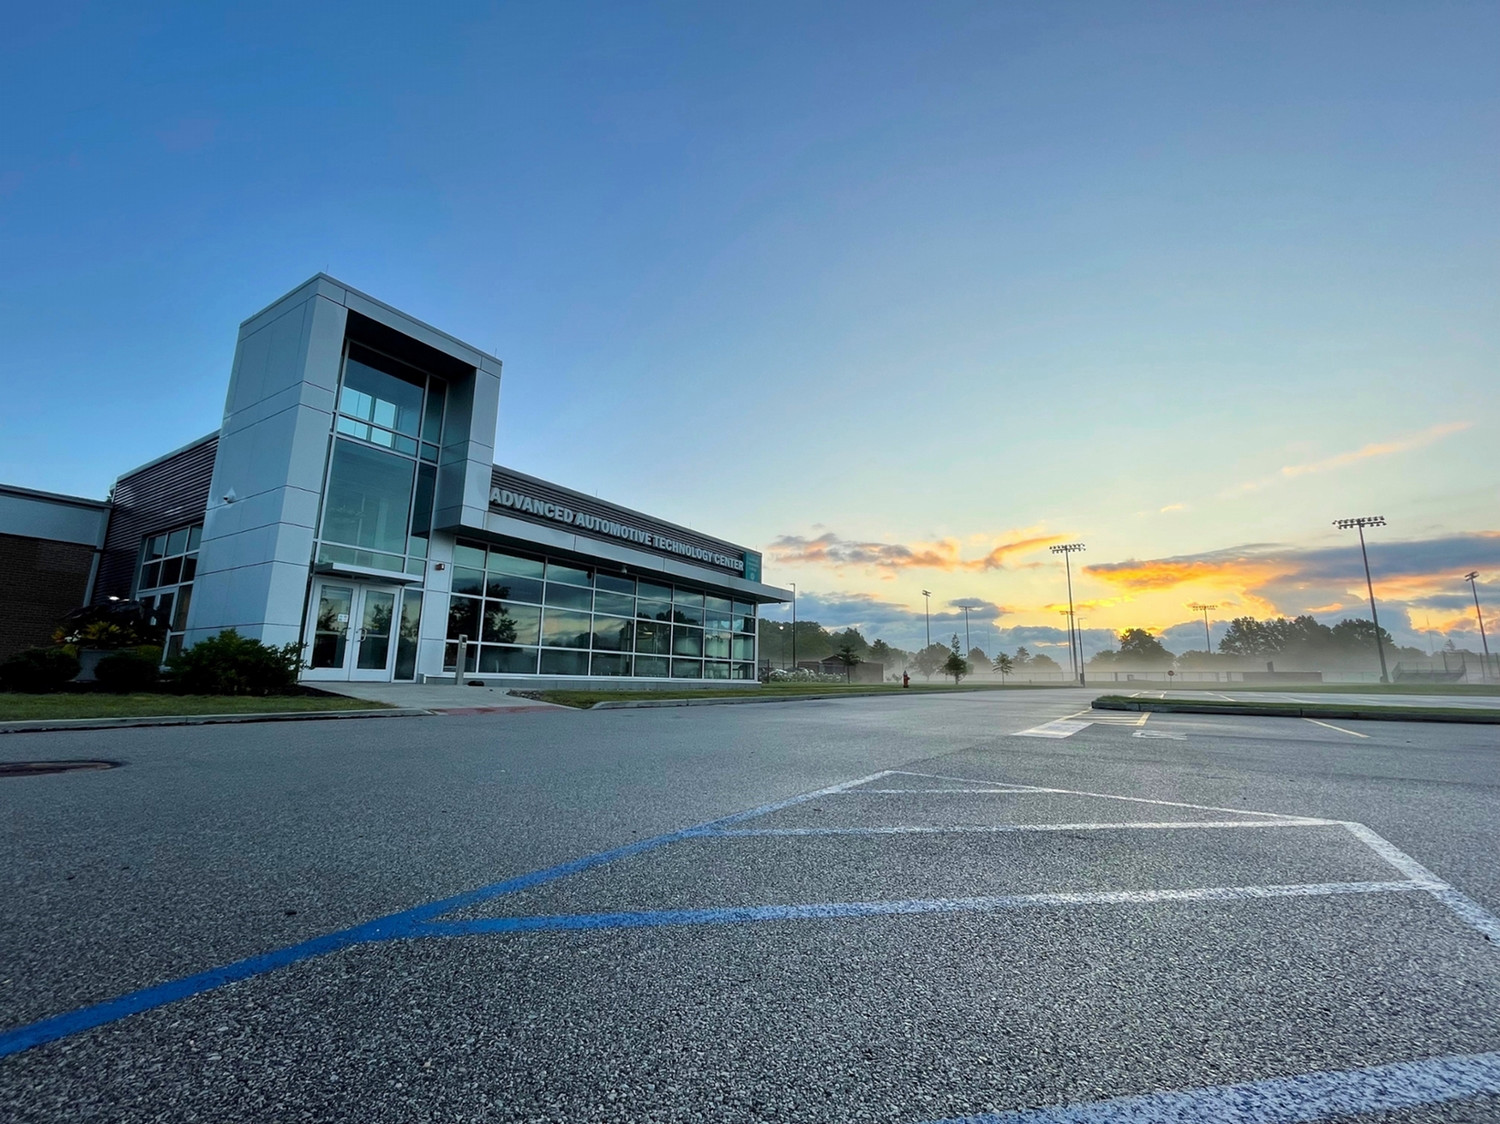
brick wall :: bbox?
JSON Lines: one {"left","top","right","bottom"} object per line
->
{"left": 0, "top": 532, "right": 96, "bottom": 658}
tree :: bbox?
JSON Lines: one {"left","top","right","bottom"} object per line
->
{"left": 991, "top": 652, "right": 1014, "bottom": 682}
{"left": 967, "top": 646, "right": 987, "bottom": 668}
{"left": 913, "top": 642, "right": 949, "bottom": 681}
{"left": 1116, "top": 628, "right": 1174, "bottom": 665}
{"left": 833, "top": 642, "right": 861, "bottom": 683}
{"left": 1013, "top": 647, "right": 1032, "bottom": 666}
{"left": 1028, "top": 651, "right": 1062, "bottom": 671}
{"left": 869, "top": 639, "right": 893, "bottom": 668}
{"left": 940, "top": 635, "right": 970, "bottom": 685}
{"left": 1088, "top": 649, "right": 1118, "bottom": 667}
{"left": 1329, "top": 618, "right": 1394, "bottom": 654}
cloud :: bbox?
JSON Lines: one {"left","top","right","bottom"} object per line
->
{"left": 1225, "top": 422, "right": 1472, "bottom": 496}
{"left": 1085, "top": 532, "right": 1500, "bottom": 648}
{"left": 768, "top": 530, "right": 1067, "bottom": 575}
{"left": 1279, "top": 422, "right": 1471, "bottom": 479}
{"left": 1160, "top": 503, "right": 1187, "bottom": 513}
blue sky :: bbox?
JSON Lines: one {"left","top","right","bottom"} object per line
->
{"left": 2, "top": 1, "right": 1495, "bottom": 653}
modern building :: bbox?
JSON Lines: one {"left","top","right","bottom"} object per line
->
{"left": 2, "top": 275, "right": 789, "bottom": 686}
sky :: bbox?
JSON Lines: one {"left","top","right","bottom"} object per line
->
{"left": 2, "top": 1, "right": 1496, "bottom": 658}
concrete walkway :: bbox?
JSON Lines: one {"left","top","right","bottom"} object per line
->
{"left": 313, "top": 681, "right": 570, "bottom": 714}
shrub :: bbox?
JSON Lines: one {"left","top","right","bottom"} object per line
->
{"left": 0, "top": 648, "right": 82, "bottom": 693}
{"left": 94, "top": 647, "right": 163, "bottom": 693}
{"left": 166, "top": 630, "right": 304, "bottom": 695}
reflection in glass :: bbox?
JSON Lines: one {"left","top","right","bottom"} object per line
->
{"left": 544, "top": 583, "right": 592, "bottom": 611}
{"left": 484, "top": 602, "right": 540, "bottom": 645}
{"left": 488, "top": 551, "right": 545, "bottom": 579}
{"left": 704, "top": 661, "right": 730, "bottom": 679}
{"left": 591, "top": 615, "right": 633, "bottom": 651}
{"left": 671, "top": 659, "right": 703, "bottom": 678}
{"left": 635, "top": 620, "right": 670, "bottom": 654}
{"left": 540, "top": 649, "right": 589, "bottom": 676}
{"left": 478, "top": 645, "right": 539, "bottom": 674}
{"left": 732, "top": 635, "right": 755, "bottom": 661}
{"left": 546, "top": 563, "right": 590, "bottom": 587}
{"left": 594, "top": 573, "right": 634, "bottom": 595}
{"left": 541, "top": 609, "right": 592, "bottom": 648}
{"left": 341, "top": 353, "right": 425, "bottom": 436}
{"left": 635, "top": 656, "right": 669, "bottom": 678}
{"left": 312, "top": 585, "right": 354, "bottom": 669}
{"left": 672, "top": 626, "right": 703, "bottom": 657}
{"left": 486, "top": 574, "right": 543, "bottom": 604}
{"left": 322, "top": 440, "right": 416, "bottom": 558}
{"left": 447, "top": 595, "right": 480, "bottom": 640}
{"left": 591, "top": 653, "right": 631, "bottom": 676}
{"left": 395, "top": 590, "right": 423, "bottom": 680}
{"left": 451, "top": 567, "right": 485, "bottom": 596}
{"left": 704, "top": 630, "right": 731, "bottom": 659}
{"left": 355, "top": 590, "right": 396, "bottom": 671}
{"left": 593, "top": 590, "right": 634, "bottom": 617}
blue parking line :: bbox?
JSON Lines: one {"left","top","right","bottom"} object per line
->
{"left": 922, "top": 1049, "right": 1500, "bottom": 1123}
{"left": 0, "top": 770, "right": 893, "bottom": 1058}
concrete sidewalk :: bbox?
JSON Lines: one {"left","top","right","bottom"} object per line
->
{"left": 314, "top": 681, "right": 570, "bottom": 714}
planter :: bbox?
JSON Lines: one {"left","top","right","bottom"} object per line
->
{"left": 73, "top": 648, "right": 112, "bottom": 683}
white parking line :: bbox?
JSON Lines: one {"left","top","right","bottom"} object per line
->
{"left": 1304, "top": 717, "right": 1370, "bottom": 738}
{"left": 716, "top": 820, "right": 1323, "bottom": 837}
{"left": 1013, "top": 719, "right": 1092, "bottom": 738}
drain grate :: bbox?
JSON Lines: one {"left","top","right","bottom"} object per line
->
{"left": 0, "top": 760, "right": 122, "bottom": 778}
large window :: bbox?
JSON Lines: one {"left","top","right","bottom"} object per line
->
{"left": 135, "top": 523, "right": 202, "bottom": 658}
{"left": 445, "top": 540, "right": 757, "bottom": 679}
{"left": 316, "top": 343, "right": 445, "bottom": 577}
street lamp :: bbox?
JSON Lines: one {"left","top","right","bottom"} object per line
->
{"left": 1334, "top": 517, "right": 1389, "bottom": 684}
{"left": 921, "top": 590, "right": 932, "bottom": 648}
{"left": 1464, "top": 571, "right": 1492, "bottom": 682}
{"left": 1187, "top": 602, "right": 1218, "bottom": 654}
{"left": 1050, "top": 543, "right": 1086, "bottom": 686}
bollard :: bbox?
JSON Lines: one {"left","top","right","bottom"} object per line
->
{"left": 453, "top": 634, "right": 467, "bottom": 685}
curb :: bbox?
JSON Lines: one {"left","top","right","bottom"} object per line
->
{"left": 1090, "top": 697, "right": 1500, "bottom": 725}
{"left": 588, "top": 687, "right": 1023, "bottom": 710}
{"left": 0, "top": 708, "right": 430, "bottom": 736}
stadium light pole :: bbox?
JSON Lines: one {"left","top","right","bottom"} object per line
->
{"left": 1334, "top": 517, "right": 1389, "bottom": 684}
{"left": 1188, "top": 602, "right": 1218, "bottom": 654}
{"left": 1050, "top": 543, "right": 1087, "bottom": 685}
{"left": 1058, "top": 610, "right": 1076, "bottom": 680}
{"left": 789, "top": 582, "right": 797, "bottom": 671}
{"left": 960, "top": 604, "right": 972, "bottom": 653}
{"left": 921, "top": 590, "right": 932, "bottom": 648}
{"left": 1465, "top": 571, "right": 1492, "bottom": 682}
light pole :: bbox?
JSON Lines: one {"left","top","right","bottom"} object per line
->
{"left": 1187, "top": 602, "right": 1218, "bottom": 654}
{"left": 1465, "top": 571, "right": 1492, "bottom": 681}
{"left": 1050, "top": 543, "right": 1086, "bottom": 685}
{"left": 1058, "top": 610, "right": 1075, "bottom": 679}
{"left": 790, "top": 582, "right": 797, "bottom": 671}
{"left": 959, "top": 604, "right": 972, "bottom": 654}
{"left": 921, "top": 590, "right": 932, "bottom": 648}
{"left": 1334, "top": 517, "right": 1389, "bottom": 684}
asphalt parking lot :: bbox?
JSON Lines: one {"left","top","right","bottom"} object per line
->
{"left": 2, "top": 688, "right": 1498, "bottom": 1122}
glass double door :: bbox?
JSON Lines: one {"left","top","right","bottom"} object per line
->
{"left": 306, "top": 580, "right": 408, "bottom": 681}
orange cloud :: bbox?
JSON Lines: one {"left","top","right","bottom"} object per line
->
{"left": 768, "top": 530, "right": 1068, "bottom": 574}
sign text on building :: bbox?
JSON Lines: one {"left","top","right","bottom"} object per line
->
{"left": 489, "top": 486, "right": 746, "bottom": 573}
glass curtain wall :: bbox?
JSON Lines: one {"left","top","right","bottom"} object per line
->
{"left": 445, "top": 540, "right": 756, "bottom": 679}
{"left": 316, "top": 342, "right": 445, "bottom": 577}
{"left": 135, "top": 522, "right": 203, "bottom": 657}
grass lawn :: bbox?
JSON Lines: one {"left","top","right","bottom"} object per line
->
{"left": 1093, "top": 694, "right": 1500, "bottom": 723}
{"left": 1118, "top": 681, "right": 1500, "bottom": 697}
{"left": 0, "top": 693, "right": 386, "bottom": 721}
{"left": 534, "top": 680, "right": 1070, "bottom": 709}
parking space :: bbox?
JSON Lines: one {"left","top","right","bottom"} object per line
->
{"left": 3, "top": 693, "right": 1499, "bottom": 1121}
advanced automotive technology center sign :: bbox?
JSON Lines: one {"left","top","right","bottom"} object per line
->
{"left": 489, "top": 481, "right": 751, "bottom": 575}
